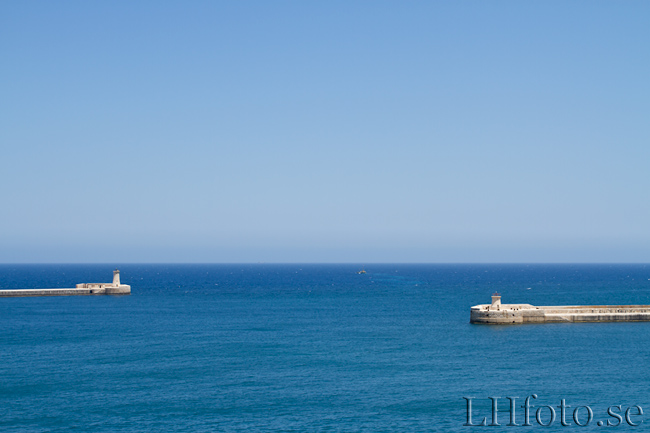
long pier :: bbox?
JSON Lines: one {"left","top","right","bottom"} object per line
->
{"left": 0, "top": 270, "right": 131, "bottom": 298}
{"left": 471, "top": 294, "right": 650, "bottom": 324}
{"left": 0, "top": 287, "right": 130, "bottom": 297}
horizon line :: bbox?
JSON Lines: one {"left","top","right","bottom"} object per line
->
{"left": 0, "top": 262, "right": 648, "bottom": 265}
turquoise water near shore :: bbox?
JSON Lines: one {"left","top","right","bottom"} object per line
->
{"left": 1, "top": 264, "right": 650, "bottom": 432}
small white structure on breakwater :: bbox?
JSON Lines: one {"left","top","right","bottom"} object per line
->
{"left": 0, "top": 270, "right": 131, "bottom": 297}
{"left": 75, "top": 269, "right": 131, "bottom": 294}
{"left": 471, "top": 294, "right": 650, "bottom": 324}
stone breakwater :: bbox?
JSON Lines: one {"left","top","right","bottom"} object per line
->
{"left": 0, "top": 270, "right": 131, "bottom": 297}
{"left": 0, "top": 287, "right": 130, "bottom": 297}
{"left": 471, "top": 295, "right": 650, "bottom": 324}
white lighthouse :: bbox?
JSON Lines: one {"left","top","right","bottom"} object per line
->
{"left": 75, "top": 270, "right": 130, "bottom": 295}
{"left": 491, "top": 292, "right": 501, "bottom": 310}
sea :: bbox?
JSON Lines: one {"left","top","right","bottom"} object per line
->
{"left": 1, "top": 264, "right": 649, "bottom": 432}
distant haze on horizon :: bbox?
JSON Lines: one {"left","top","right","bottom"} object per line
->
{"left": 1, "top": 1, "right": 649, "bottom": 264}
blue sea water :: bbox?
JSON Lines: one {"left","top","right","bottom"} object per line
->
{"left": 1, "top": 264, "right": 650, "bottom": 432}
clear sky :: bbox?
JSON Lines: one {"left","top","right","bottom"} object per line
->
{"left": 1, "top": 1, "right": 649, "bottom": 263}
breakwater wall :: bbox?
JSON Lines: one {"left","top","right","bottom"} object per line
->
{"left": 471, "top": 295, "right": 650, "bottom": 324}
{"left": 0, "top": 270, "right": 131, "bottom": 297}
{"left": 0, "top": 286, "right": 131, "bottom": 297}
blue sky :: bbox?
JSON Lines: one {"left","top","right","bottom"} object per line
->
{"left": 1, "top": 1, "right": 649, "bottom": 263}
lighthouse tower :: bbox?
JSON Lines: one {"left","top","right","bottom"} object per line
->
{"left": 491, "top": 292, "right": 501, "bottom": 310}
{"left": 106, "top": 269, "right": 130, "bottom": 294}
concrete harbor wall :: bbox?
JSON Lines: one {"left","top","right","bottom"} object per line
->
{"left": 471, "top": 295, "right": 650, "bottom": 324}
{"left": 1, "top": 288, "right": 100, "bottom": 297}
{"left": 0, "top": 270, "right": 131, "bottom": 298}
